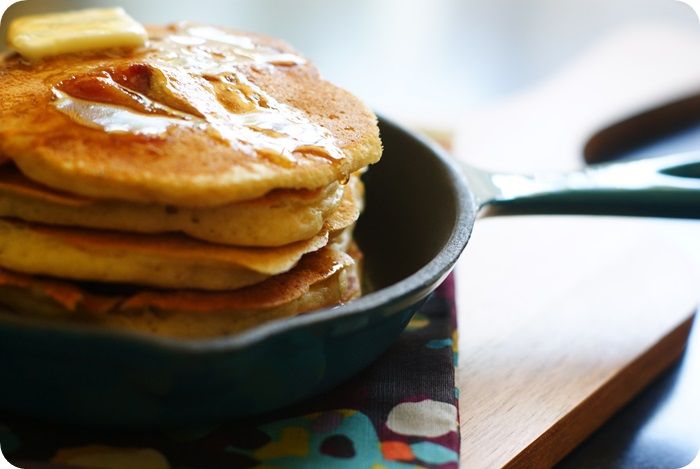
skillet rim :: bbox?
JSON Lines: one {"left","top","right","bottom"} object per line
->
{"left": 0, "top": 116, "right": 476, "bottom": 353}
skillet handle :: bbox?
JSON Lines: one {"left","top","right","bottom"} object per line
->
{"left": 463, "top": 151, "right": 700, "bottom": 218}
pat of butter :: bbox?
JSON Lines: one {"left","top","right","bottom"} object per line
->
{"left": 7, "top": 8, "right": 147, "bottom": 60}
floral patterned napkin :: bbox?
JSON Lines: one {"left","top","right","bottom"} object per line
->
{"left": 1, "top": 275, "right": 460, "bottom": 469}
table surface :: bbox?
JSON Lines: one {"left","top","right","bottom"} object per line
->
{"left": 3, "top": 1, "right": 700, "bottom": 466}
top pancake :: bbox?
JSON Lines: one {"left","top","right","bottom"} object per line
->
{"left": 0, "top": 23, "right": 381, "bottom": 207}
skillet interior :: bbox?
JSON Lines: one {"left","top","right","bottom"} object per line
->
{"left": 358, "top": 121, "right": 473, "bottom": 291}
{"left": 0, "top": 117, "right": 476, "bottom": 426}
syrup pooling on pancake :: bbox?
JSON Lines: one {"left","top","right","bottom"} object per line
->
{"left": 52, "top": 88, "right": 198, "bottom": 136}
{"left": 51, "top": 23, "right": 344, "bottom": 167}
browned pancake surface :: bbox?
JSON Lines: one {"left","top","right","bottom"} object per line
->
{"left": 0, "top": 23, "right": 381, "bottom": 206}
{"left": 0, "top": 164, "right": 356, "bottom": 246}
{"left": 0, "top": 247, "right": 357, "bottom": 339}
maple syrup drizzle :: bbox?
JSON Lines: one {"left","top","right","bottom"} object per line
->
{"left": 51, "top": 23, "right": 344, "bottom": 165}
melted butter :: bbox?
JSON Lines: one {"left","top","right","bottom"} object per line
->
{"left": 53, "top": 89, "right": 199, "bottom": 136}
{"left": 50, "top": 23, "right": 344, "bottom": 164}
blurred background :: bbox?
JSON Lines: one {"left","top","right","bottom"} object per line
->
{"left": 2, "top": 0, "right": 699, "bottom": 129}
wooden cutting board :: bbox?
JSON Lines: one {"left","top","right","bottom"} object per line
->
{"left": 451, "top": 25, "right": 700, "bottom": 468}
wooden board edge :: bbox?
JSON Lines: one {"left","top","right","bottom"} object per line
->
{"left": 505, "top": 311, "right": 697, "bottom": 468}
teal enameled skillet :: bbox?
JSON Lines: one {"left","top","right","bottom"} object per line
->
{"left": 1, "top": 116, "right": 699, "bottom": 427}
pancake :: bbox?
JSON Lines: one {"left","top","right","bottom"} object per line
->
{"left": 0, "top": 163, "right": 345, "bottom": 247}
{"left": 0, "top": 13, "right": 376, "bottom": 338}
{"left": 0, "top": 246, "right": 361, "bottom": 339}
{"left": 0, "top": 218, "right": 320, "bottom": 290}
{"left": 0, "top": 22, "right": 382, "bottom": 207}
{"left": 0, "top": 176, "right": 363, "bottom": 290}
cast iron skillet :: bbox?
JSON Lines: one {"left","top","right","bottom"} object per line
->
{"left": 1, "top": 115, "right": 699, "bottom": 427}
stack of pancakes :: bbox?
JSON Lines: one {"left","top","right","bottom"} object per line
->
{"left": 0, "top": 23, "right": 381, "bottom": 338}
